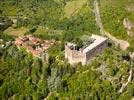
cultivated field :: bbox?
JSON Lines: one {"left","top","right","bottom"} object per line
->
{"left": 64, "top": 0, "right": 87, "bottom": 18}
{"left": 4, "top": 27, "right": 28, "bottom": 37}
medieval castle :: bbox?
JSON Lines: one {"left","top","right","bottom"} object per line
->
{"left": 65, "top": 34, "right": 108, "bottom": 65}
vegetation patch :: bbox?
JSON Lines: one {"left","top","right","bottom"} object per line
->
{"left": 64, "top": 0, "right": 87, "bottom": 18}
{"left": 0, "top": 1, "right": 19, "bottom": 16}
{"left": 33, "top": 26, "right": 63, "bottom": 40}
{"left": 3, "top": 27, "right": 28, "bottom": 37}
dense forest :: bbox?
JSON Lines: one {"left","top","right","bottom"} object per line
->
{"left": 0, "top": 39, "right": 134, "bottom": 99}
{"left": 0, "top": 0, "right": 134, "bottom": 100}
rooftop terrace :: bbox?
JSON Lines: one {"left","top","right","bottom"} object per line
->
{"left": 66, "top": 34, "right": 107, "bottom": 53}
{"left": 83, "top": 34, "right": 107, "bottom": 53}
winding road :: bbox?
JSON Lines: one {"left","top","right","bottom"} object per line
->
{"left": 94, "top": 0, "right": 130, "bottom": 50}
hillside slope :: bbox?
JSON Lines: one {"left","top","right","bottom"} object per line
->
{"left": 0, "top": 0, "right": 134, "bottom": 100}
{"left": 99, "top": 0, "right": 134, "bottom": 51}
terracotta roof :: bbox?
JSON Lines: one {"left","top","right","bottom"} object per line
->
{"left": 15, "top": 38, "right": 23, "bottom": 45}
{"left": 27, "top": 46, "right": 33, "bottom": 51}
{"left": 15, "top": 35, "right": 57, "bottom": 57}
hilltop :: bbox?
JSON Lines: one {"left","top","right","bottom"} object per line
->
{"left": 0, "top": 0, "right": 134, "bottom": 100}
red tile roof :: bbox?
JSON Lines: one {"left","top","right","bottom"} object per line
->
{"left": 15, "top": 35, "right": 57, "bottom": 57}
{"left": 15, "top": 38, "right": 23, "bottom": 45}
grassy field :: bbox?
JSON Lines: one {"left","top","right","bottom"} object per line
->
{"left": 64, "top": 0, "right": 87, "bottom": 18}
{"left": 33, "top": 26, "right": 46, "bottom": 35}
{"left": 34, "top": 26, "right": 63, "bottom": 35}
{"left": 3, "top": 27, "right": 28, "bottom": 37}
{"left": 33, "top": 26, "right": 63, "bottom": 40}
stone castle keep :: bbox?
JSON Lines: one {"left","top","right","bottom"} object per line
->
{"left": 65, "top": 34, "right": 108, "bottom": 65}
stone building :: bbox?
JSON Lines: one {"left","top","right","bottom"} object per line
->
{"left": 65, "top": 34, "right": 108, "bottom": 65}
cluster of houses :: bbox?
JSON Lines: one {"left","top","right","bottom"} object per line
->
{"left": 15, "top": 34, "right": 56, "bottom": 61}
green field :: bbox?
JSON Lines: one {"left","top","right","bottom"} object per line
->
{"left": 0, "top": 1, "right": 19, "bottom": 16}
{"left": 3, "top": 27, "right": 28, "bottom": 37}
{"left": 64, "top": 0, "right": 87, "bottom": 18}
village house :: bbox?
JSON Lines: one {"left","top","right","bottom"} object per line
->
{"left": 65, "top": 34, "right": 108, "bottom": 65}
{"left": 15, "top": 34, "right": 55, "bottom": 61}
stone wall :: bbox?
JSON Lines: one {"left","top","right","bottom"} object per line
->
{"left": 71, "top": 50, "right": 86, "bottom": 65}
{"left": 65, "top": 45, "right": 86, "bottom": 65}
{"left": 65, "top": 40, "right": 107, "bottom": 65}
{"left": 85, "top": 41, "right": 107, "bottom": 64}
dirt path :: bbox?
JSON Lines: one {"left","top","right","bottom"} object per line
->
{"left": 118, "top": 69, "right": 133, "bottom": 93}
{"left": 105, "top": 32, "right": 130, "bottom": 50}
{"left": 94, "top": 0, "right": 130, "bottom": 50}
{"left": 44, "top": 92, "right": 52, "bottom": 100}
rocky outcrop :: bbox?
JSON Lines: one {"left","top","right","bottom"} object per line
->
{"left": 130, "top": 52, "right": 134, "bottom": 59}
{"left": 132, "top": 97, "right": 134, "bottom": 100}
{"left": 105, "top": 32, "right": 130, "bottom": 51}
{"left": 127, "top": 5, "right": 134, "bottom": 12}
{"left": 127, "top": 30, "right": 134, "bottom": 37}
{"left": 123, "top": 18, "right": 134, "bottom": 37}
{"left": 123, "top": 18, "right": 133, "bottom": 30}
